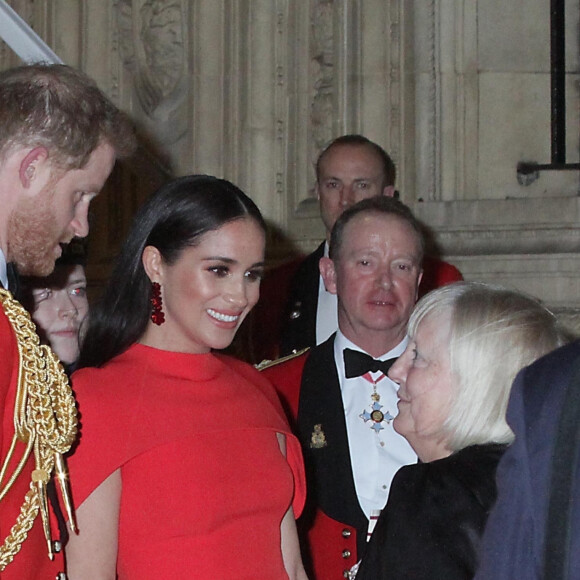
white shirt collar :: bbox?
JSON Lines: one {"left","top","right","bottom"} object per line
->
{"left": 0, "top": 249, "right": 8, "bottom": 290}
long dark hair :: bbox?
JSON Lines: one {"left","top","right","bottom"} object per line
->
{"left": 77, "top": 175, "right": 266, "bottom": 369}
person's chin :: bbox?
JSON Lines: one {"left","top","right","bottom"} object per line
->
{"left": 48, "top": 340, "right": 77, "bottom": 365}
{"left": 392, "top": 414, "right": 408, "bottom": 437}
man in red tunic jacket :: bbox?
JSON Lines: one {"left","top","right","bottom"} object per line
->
{"left": 0, "top": 63, "right": 135, "bottom": 578}
{"left": 245, "top": 134, "right": 461, "bottom": 364}
{"left": 263, "top": 195, "right": 427, "bottom": 580}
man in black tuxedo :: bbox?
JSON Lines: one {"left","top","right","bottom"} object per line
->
{"left": 279, "top": 134, "right": 462, "bottom": 357}
{"left": 263, "top": 196, "right": 425, "bottom": 579}
{"left": 475, "top": 338, "right": 580, "bottom": 580}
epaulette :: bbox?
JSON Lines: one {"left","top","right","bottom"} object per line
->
{"left": 255, "top": 347, "right": 310, "bottom": 371}
{"left": 0, "top": 289, "right": 77, "bottom": 569}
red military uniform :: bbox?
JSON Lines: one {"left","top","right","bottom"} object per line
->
{"left": 263, "top": 341, "right": 365, "bottom": 580}
{"left": 0, "top": 305, "right": 66, "bottom": 579}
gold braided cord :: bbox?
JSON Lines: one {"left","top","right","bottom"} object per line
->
{"left": 0, "top": 289, "right": 77, "bottom": 571}
{"left": 0, "top": 486, "right": 39, "bottom": 570}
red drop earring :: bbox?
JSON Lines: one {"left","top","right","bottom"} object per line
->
{"left": 150, "top": 281, "right": 165, "bottom": 325}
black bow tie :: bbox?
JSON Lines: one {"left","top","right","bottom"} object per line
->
{"left": 343, "top": 348, "right": 397, "bottom": 379}
{"left": 6, "top": 262, "right": 20, "bottom": 299}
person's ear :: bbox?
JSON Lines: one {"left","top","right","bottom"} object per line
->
{"left": 142, "top": 246, "right": 164, "bottom": 284}
{"left": 319, "top": 256, "right": 338, "bottom": 294}
{"left": 19, "top": 147, "right": 49, "bottom": 188}
{"left": 415, "top": 269, "right": 424, "bottom": 300}
{"left": 383, "top": 185, "right": 396, "bottom": 198}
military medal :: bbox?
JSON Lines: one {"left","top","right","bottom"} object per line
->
{"left": 359, "top": 372, "right": 395, "bottom": 433}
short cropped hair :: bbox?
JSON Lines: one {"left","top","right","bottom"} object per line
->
{"left": 316, "top": 134, "right": 396, "bottom": 188}
{"left": 328, "top": 196, "right": 425, "bottom": 263}
{"left": 0, "top": 63, "right": 136, "bottom": 168}
{"left": 408, "top": 282, "right": 572, "bottom": 451}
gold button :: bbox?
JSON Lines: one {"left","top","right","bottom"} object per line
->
{"left": 341, "top": 528, "right": 351, "bottom": 538}
{"left": 342, "top": 549, "right": 351, "bottom": 558}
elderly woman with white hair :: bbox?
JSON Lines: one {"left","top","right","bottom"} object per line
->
{"left": 354, "top": 281, "right": 572, "bottom": 580}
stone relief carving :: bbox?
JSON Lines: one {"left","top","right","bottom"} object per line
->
{"left": 275, "top": 7, "right": 286, "bottom": 197}
{"left": 310, "top": 0, "right": 335, "bottom": 182}
{"left": 116, "top": 0, "right": 187, "bottom": 144}
{"left": 387, "top": 2, "right": 401, "bottom": 169}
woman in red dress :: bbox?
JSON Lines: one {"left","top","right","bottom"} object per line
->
{"left": 65, "top": 175, "right": 308, "bottom": 579}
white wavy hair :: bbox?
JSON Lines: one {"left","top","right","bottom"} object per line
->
{"left": 407, "top": 282, "right": 572, "bottom": 451}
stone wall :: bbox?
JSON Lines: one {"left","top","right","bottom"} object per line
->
{"left": 2, "top": 0, "right": 579, "bottom": 327}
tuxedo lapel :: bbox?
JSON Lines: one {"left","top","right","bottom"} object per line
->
{"left": 297, "top": 335, "right": 367, "bottom": 532}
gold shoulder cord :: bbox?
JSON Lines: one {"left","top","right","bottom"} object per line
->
{"left": 0, "top": 289, "right": 77, "bottom": 570}
{"left": 255, "top": 347, "right": 310, "bottom": 371}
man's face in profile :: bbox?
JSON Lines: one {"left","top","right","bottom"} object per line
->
{"left": 7, "top": 143, "right": 115, "bottom": 276}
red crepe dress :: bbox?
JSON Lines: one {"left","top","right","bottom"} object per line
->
{"left": 67, "top": 343, "right": 306, "bottom": 579}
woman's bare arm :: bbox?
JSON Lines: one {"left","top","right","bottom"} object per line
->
{"left": 65, "top": 469, "right": 121, "bottom": 579}
{"left": 277, "top": 433, "right": 309, "bottom": 580}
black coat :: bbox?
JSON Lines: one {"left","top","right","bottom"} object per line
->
{"left": 475, "top": 340, "right": 580, "bottom": 580}
{"left": 356, "top": 444, "right": 507, "bottom": 580}
{"left": 279, "top": 243, "right": 324, "bottom": 356}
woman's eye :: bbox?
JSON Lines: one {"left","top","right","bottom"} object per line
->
{"left": 70, "top": 286, "right": 87, "bottom": 298}
{"left": 245, "top": 269, "right": 264, "bottom": 282}
{"left": 33, "top": 289, "right": 51, "bottom": 303}
{"left": 209, "top": 266, "right": 229, "bottom": 277}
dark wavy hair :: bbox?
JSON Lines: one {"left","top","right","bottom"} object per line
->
{"left": 77, "top": 175, "right": 266, "bottom": 369}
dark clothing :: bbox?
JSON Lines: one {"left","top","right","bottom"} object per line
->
{"left": 357, "top": 444, "right": 506, "bottom": 580}
{"left": 279, "top": 244, "right": 324, "bottom": 356}
{"left": 475, "top": 340, "right": 580, "bottom": 580}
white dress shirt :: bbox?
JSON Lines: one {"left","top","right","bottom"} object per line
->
{"left": 334, "top": 331, "right": 417, "bottom": 519}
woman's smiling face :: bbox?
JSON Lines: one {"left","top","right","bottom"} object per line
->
{"left": 146, "top": 217, "right": 265, "bottom": 354}
{"left": 389, "top": 311, "right": 455, "bottom": 461}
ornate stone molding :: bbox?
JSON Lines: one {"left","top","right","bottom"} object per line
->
{"left": 310, "top": 0, "right": 335, "bottom": 157}
{"left": 115, "top": 0, "right": 188, "bottom": 144}
{"left": 414, "top": 197, "right": 580, "bottom": 256}
{"left": 435, "top": 226, "right": 580, "bottom": 256}
{"left": 387, "top": 1, "right": 402, "bottom": 169}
